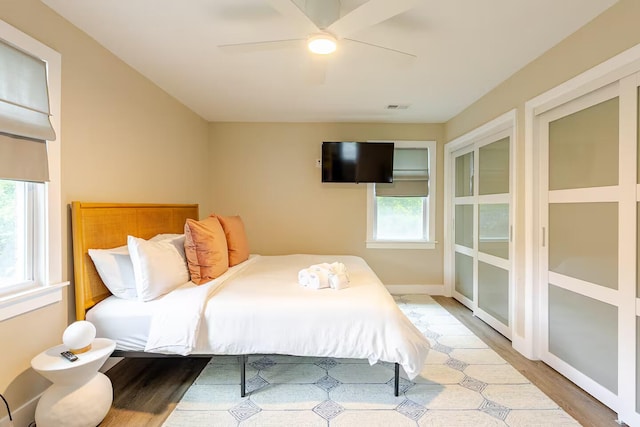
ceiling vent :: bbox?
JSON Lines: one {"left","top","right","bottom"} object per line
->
{"left": 386, "top": 104, "right": 410, "bottom": 110}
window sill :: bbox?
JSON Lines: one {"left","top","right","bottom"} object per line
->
{"left": 366, "top": 240, "right": 437, "bottom": 250}
{"left": 0, "top": 281, "right": 69, "bottom": 322}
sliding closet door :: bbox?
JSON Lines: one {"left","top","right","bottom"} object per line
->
{"left": 452, "top": 132, "right": 513, "bottom": 338}
{"left": 538, "top": 78, "right": 639, "bottom": 414}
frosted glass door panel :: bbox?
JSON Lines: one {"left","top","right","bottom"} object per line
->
{"left": 478, "top": 262, "right": 509, "bottom": 326}
{"left": 549, "top": 97, "right": 619, "bottom": 190}
{"left": 455, "top": 152, "right": 474, "bottom": 197}
{"left": 549, "top": 285, "right": 618, "bottom": 393}
{"left": 549, "top": 203, "right": 618, "bottom": 290}
{"left": 479, "top": 137, "right": 509, "bottom": 195}
{"left": 455, "top": 252, "right": 473, "bottom": 300}
{"left": 455, "top": 205, "right": 473, "bottom": 249}
{"left": 479, "top": 204, "right": 509, "bottom": 259}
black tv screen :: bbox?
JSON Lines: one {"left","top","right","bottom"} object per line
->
{"left": 322, "top": 142, "right": 394, "bottom": 183}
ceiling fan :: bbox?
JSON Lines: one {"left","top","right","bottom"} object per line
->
{"left": 218, "top": 0, "right": 418, "bottom": 82}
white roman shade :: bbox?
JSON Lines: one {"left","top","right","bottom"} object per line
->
{"left": 0, "top": 38, "right": 55, "bottom": 182}
{"left": 0, "top": 133, "right": 49, "bottom": 182}
{"left": 375, "top": 147, "right": 429, "bottom": 197}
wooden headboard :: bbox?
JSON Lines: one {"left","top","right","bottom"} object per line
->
{"left": 71, "top": 202, "right": 199, "bottom": 320}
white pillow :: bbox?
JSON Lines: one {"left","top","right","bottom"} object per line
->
{"left": 88, "top": 245, "right": 138, "bottom": 300}
{"left": 150, "top": 233, "right": 186, "bottom": 261}
{"left": 128, "top": 235, "right": 189, "bottom": 302}
{"left": 87, "top": 234, "right": 187, "bottom": 301}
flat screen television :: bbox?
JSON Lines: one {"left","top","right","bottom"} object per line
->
{"left": 322, "top": 141, "right": 394, "bottom": 183}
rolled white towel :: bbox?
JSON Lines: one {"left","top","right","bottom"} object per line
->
{"left": 330, "top": 262, "right": 349, "bottom": 281}
{"left": 329, "top": 273, "right": 349, "bottom": 290}
{"left": 308, "top": 267, "right": 331, "bottom": 289}
{"left": 298, "top": 269, "right": 311, "bottom": 287}
{"left": 310, "top": 263, "right": 333, "bottom": 272}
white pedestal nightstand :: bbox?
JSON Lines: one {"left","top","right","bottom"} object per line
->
{"left": 31, "top": 337, "right": 116, "bottom": 427}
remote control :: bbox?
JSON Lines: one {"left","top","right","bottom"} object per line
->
{"left": 60, "top": 350, "right": 78, "bottom": 362}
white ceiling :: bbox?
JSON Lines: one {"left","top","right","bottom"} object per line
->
{"left": 41, "top": 0, "right": 618, "bottom": 123}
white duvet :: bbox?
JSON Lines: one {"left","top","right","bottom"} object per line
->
{"left": 91, "top": 254, "right": 430, "bottom": 379}
{"left": 143, "top": 257, "right": 256, "bottom": 355}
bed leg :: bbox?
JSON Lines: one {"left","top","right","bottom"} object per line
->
{"left": 394, "top": 363, "right": 400, "bottom": 396}
{"left": 240, "top": 355, "right": 247, "bottom": 397}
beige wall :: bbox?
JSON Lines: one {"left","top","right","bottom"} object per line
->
{"left": 446, "top": 0, "right": 640, "bottom": 141}
{"left": 0, "top": 0, "right": 210, "bottom": 414}
{"left": 209, "top": 122, "right": 445, "bottom": 285}
{"left": 444, "top": 0, "right": 640, "bottom": 337}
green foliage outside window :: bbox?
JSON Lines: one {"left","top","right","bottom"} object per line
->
{"left": 377, "top": 196, "right": 422, "bottom": 215}
{"left": 0, "top": 180, "right": 17, "bottom": 284}
{"left": 376, "top": 196, "right": 424, "bottom": 240}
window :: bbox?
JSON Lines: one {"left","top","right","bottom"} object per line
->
{"left": 0, "top": 181, "right": 37, "bottom": 291}
{"left": 366, "top": 140, "right": 436, "bottom": 249}
{"left": 0, "top": 20, "right": 65, "bottom": 321}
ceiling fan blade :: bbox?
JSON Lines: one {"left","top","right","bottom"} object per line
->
{"left": 218, "top": 39, "right": 305, "bottom": 53}
{"left": 266, "top": 0, "right": 320, "bottom": 34}
{"left": 344, "top": 38, "right": 416, "bottom": 59}
{"left": 327, "top": 0, "right": 418, "bottom": 38}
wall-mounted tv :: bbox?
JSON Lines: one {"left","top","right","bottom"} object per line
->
{"left": 322, "top": 141, "right": 394, "bottom": 183}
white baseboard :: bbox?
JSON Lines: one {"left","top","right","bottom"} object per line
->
{"left": 0, "top": 392, "right": 40, "bottom": 427}
{"left": 385, "top": 284, "right": 445, "bottom": 295}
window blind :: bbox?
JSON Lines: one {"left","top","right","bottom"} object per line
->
{"left": 0, "top": 39, "right": 54, "bottom": 182}
{"left": 375, "top": 147, "right": 429, "bottom": 197}
{"left": 0, "top": 133, "right": 49, "bottom": 182}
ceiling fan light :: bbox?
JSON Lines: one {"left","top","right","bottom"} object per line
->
{"left": 308, "top": 33, "right": 337, "bottom": 55}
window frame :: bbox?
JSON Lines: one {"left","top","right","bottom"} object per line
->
{"left": 366, "top": 140, "right": 437, "bottom": 250}
{"left": 0, "top": 20, "right": 67, "bottom": 322}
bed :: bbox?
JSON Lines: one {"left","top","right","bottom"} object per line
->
{"left": 71, "top": 202, "right": 430, "bottom": 396}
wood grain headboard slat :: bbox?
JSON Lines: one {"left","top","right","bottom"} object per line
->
{"left": 71, "top": 202, "right": 199, "bottom": 321}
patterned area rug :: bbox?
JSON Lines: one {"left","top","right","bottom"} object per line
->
{"left": 163, "top": 295, "right": 578, "bottom": 426}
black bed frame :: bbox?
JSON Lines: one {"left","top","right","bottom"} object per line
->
{"left": 112, "top": 351, "right": 401, "bottom": 397}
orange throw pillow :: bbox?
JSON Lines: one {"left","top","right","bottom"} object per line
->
{"left": 216, "top": 215, "right": 250, "bottom": 266}
{"left": 184, "top": 216, "right": 229, "bottom": 284}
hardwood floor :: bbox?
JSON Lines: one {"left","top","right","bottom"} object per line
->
{"left": 102, "top": 297, "right": 620, "bottom": 426}
{"left": 102, "top": 357, "right": 209, "bottom": 426}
